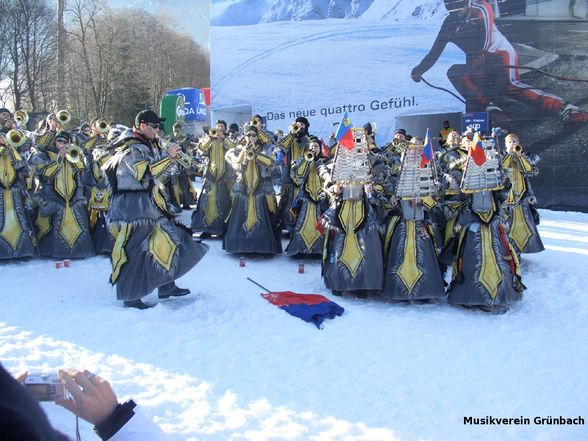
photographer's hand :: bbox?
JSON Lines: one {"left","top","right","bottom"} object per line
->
{"left": 56, "top": 369, "right": 118, "bottom": 425}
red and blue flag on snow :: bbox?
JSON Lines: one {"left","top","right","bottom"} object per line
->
{"left": 261, "top": 291, "right": 344, "bottom": 329}
{"left": 334, "top": 112, "right": 354, "bottom": 150}
{"left": 420, "top": 128, "right": 433, "bottom": 167}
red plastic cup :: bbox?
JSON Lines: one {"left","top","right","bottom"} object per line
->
{"left": 55, "top": 261, "right": 62, "bottom": 269}
{"left": 240, "top": 257, "right": 246, "bottom": 267}
{"left": 298, "top": 263, "right": 305, "bottom": 274}
{"left": 63, "top": 259, "right": 71, "bottom": 268}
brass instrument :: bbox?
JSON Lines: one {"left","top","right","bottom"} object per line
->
{"left": 513, "top": 145, "right": 523, "bottom": 154}
{"left": 291, "top": 123, "right": 302, "bottom": 134}
{"left": 65, "top": 144, "right": 83, "bottom": 163}
{"left": 304, "top": 151, "right": 315, "bottom": 162}
{"left": 392, "top": 138, "right": 409, "bottom": 152}
{"left": 208, "top": 128, "right": 218, "bottom": 138}
{"left": 176, "top": 151, "right": 196, "bottom": 168}
{"left": 14, "top": 110, "right": 29, "bottom": 126}
{"left": 6, "top": 129, "right": 27, "bottom": 149}
{"left": 56, "top": 109, "right": 71, "bottom": 126}
{"left": 246, "top": 147, "right": 255, "bottom": 161}
{"left": 94, "top": 118, "right": 109, "bottom": 134}
{"left": 251, "top": 118, "right": 262, "bottom": 128}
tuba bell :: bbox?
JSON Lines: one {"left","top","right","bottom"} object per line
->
{"left": 65, "top": 144, "right": 83, "bottom": 163}
{"left": 14, "top": 110, "right": 29, "bottom": 127}
{"left": 56, "top": 109, "right": 71, "bottom": 126}
{"left": 6, "top": 129, "right": 27, "bottom": 149}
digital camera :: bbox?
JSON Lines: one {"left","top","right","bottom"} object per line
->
{"left": 23, "top": 373, "right": 67, "bottom": 402}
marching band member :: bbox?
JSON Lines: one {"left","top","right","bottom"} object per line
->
{"left": 223, "top": 124, "right": 282, "bottom": 255}
{"left": 501, "top": 133, "right": 544, "bottom": 254}
{"left": 380, "top": 137, "right": 446, "bottom": 302}
{"left": 167, "top": 122, "right": 198, "bottom": 210}
{"left": 0, "top": 129, "right": 35, "bottom": 259}
{"left": 285, "top": 136, "right": 328, "bottom": 258}
{"left": 102, "top": 110, "right": 209, "bottom": 309}
{"left": 446, "top": 134, "right": 524, "bottom": 313}
{"left": 276, "top": 116, "right": 312, "bottom": 236}
{"left": 30, "top": 131, "right": 95, "bottom": 259}
{"left": 320, "top": 128, "right": 384, "bottom": 298}
{"left": 190, "top": 119, "right": 235, "bottom": 237}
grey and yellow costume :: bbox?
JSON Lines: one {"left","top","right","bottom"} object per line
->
{"left": 31, "top": 142, "right": 95, "bottom": 259}
{"left": 285, "top": 154, "right": 328, "bottom": 257}
{"left": 223, "top": 139, "right": 282, "bottom": 255}
{"left": 320, "top": 164, "right": 384, "bottom": 295}
{"left": 0, "top": 142, "right": 35, "bottom": 259}
{"left": 190, "top": 134, "right": 234, "bottom": 235}
{"left": 103, "top": 129, "right": 209, "bottom": 301}
{"left": 501, "top": 149, "right": 544, "bottom": 254}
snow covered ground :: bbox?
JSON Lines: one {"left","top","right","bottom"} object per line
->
{"left": 1, "top": 209, "right": 587, "bottom": 441}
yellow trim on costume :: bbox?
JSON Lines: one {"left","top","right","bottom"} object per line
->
{"left": 149, "top": 156, "right": 172, "bottom": 177}
{"left": 149, "top": 224, "right": 177, "bottom": 271}
{"left": 133, "top": 160, "right": 149, "bottom": 181}
{"left": 383, "top": 216, "right": 400, "bottom": 261}
{"left": 0, "top": 189, "right": 23, "bottom": 250}
{"left": 299, "top": 202, "right": 321, "bottom": 252}
{"left": 59, "top": 201, "right": 82, "bottom": 248}
{"left": 265, "top": 193, "right": 277, "bottom": 214}
{"left": 338, "top": 199, "right": 365, "bottom": 278}
{"left": 396, "top": 220, "right": 423, "bottom": 293}
{"left": 110, "top": 223, "right": 132, "bottom": 283}
{"left": 479, "top": 224, "right": 502, "bottom": 299}
{"left": 256, "top": 152, "right": 274, "bottom": 167}
{"left": 0, "top": 150, "right": 17, "bottom": 187}
{"left": 509, "top": 204, "right": 533, "bottom": 251}
{"left": 204, "top": 184, "right": 219, "bottom": 226}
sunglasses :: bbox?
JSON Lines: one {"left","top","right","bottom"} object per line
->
{"left": 144, "top": 122, "right": 159, "bottom": 129}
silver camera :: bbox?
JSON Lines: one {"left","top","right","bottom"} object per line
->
{"left": 23, "top": 373, "right": 67, "bottom": 402}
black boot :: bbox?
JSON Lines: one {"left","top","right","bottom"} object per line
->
{"left": 123, "top": 299, "right": 153, "bottom": 310}
{"left": 158, "top": 282, "right": 191, "bottom": 299}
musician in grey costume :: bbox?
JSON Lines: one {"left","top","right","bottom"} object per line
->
{"left": 320, "top": 128, "right": 384, "bottom": 298}
{"left": 31, "top": 131, "right": 96, "bottom": 259}
{"left": 285, "top": 136, "right": 328, "bottom": 258}
{"left": 446, "top": 135, "right": 524, "bottom": 313}
{"left": 0, "top": 128, "right": 35, "bottom": 259}
{"left": 223, "top": 125, "right": 282, "bottom": 255}
{"left": 102, "top": 110, "right": 209, "bottom": 309}
{"left": 380, "top": 137, "right": 446, "bottom": 302}
{"left": 190, "top": 120, "right": 234, "bottom": 237}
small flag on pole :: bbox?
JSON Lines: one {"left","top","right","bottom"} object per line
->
{"left": 334, "top": 112, "right": 354, "bottom": 150}
{"left": 420, "top": 128, "right": 433, "bottom": 167}
{"left": 470, "top": 132, "right": 487, "bottom": 166}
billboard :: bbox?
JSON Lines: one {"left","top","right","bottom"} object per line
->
{"left": 211, "top": 0, "right": 588, "bottom": 211}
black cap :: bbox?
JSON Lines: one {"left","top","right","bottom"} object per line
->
{"left": 229, "top": 123, "right": 239, "bottom": 132}
{"left": 0, "top": 108, "right": 12, "bottom": 115}
{"left": 295, "top": 117, "right": 309, "bottom": 128}
{"left": 215, "top": 119, "right": 227, "bottom": 129}
{"left": 363, "top": 122, "right": 373, "bottom": 135}
{"left": 55, "top": 131, "right": 72, "bottom": 143}
{"left": 395, "top": 128, "right": 407, "bottom": 136}
{"left": 135, "top": 110, "right": 165, "bottom": 127}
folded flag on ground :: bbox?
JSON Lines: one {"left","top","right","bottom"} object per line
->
{"left": 261, "top": 291, "right": 345, "bottom": 329}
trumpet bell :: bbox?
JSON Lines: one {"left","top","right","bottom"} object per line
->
{"left": 291, "top": 123, "right": 302, "bottom": 134}
{"left": 14, "top": 110, "right": 29, "bottom": 126}
{"left": 6, "top": 129, "right": 27, "bottom": 149}
{"left": 65, "top": 144, "right": 83, "bottom": 163}
{"left": 305, "top": 151, "right": 315, "bottom": 161}
{"left": 94, "top": 118, "right": 109, "bottom": 134}
{"left": 209, "top": 128, "right": 218, "bottom": 138}
{"left": 56, "top": 109, "right": 71, "bottom": 125}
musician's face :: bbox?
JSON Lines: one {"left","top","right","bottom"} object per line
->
{"left": 47, "top": 116, "right": 58, "bottom": 131}
{"left": 216, "top": 123, "right": 226, "bottom": 133}
{"left": 394, "top": 133, "right": 406, "bottom": 141}
{"left": 4, "top": 118, "right": 15, "bottom": 129}
{"left": 56, "top": 139, "right": 67, "bottom": 150}
{"left": 0, "top": 112, "right": 10, "bottom": 125}
{"left": 139, "top": 122, "right": 159, "bottom": 139}
{"left": 506, "top": 136, "right": 519, "bottom": 152}
{"left": 309, "top": 142, "right": 320, "bottom": 154}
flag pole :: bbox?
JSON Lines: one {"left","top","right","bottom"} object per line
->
{"left": 247, "top": 277, "right": 271, "bottom": 293}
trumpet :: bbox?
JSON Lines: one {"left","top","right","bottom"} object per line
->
{"left": 304, "top": 151, "right": 315, "bottom": 162}
{"left": 64, "top": 144, "right": 83, "bottom": 163}
{"left": 14, "top": 110, "right": 29, "bottom": 126}
{"left": 291, "top": 123, "right": 302, "bottom": 134}
{"left": 250, "top": 118, "right": 262, "bottom": 128}
{"left": 176, "top": 151, "right": 196, "bottom": 168}
{"left": 56, "top": 109, "right": 71, "bottom": 126}
{"left": 392, "top": 138, "right": 408, "bottom": 151}
{"left": 209, "top": 128, "right": 218, "bottom": 138}
{"left": 6, "top": 129, "right": 27, "bottom": 149}
{"left": 93, "top": 118, "right": 109, "bottom": 134}
{"left": 245, "top": 147, "right": 256, "bottom": 161}
{"left": 513, "top": 145, "right": 523, "bottom": 154}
